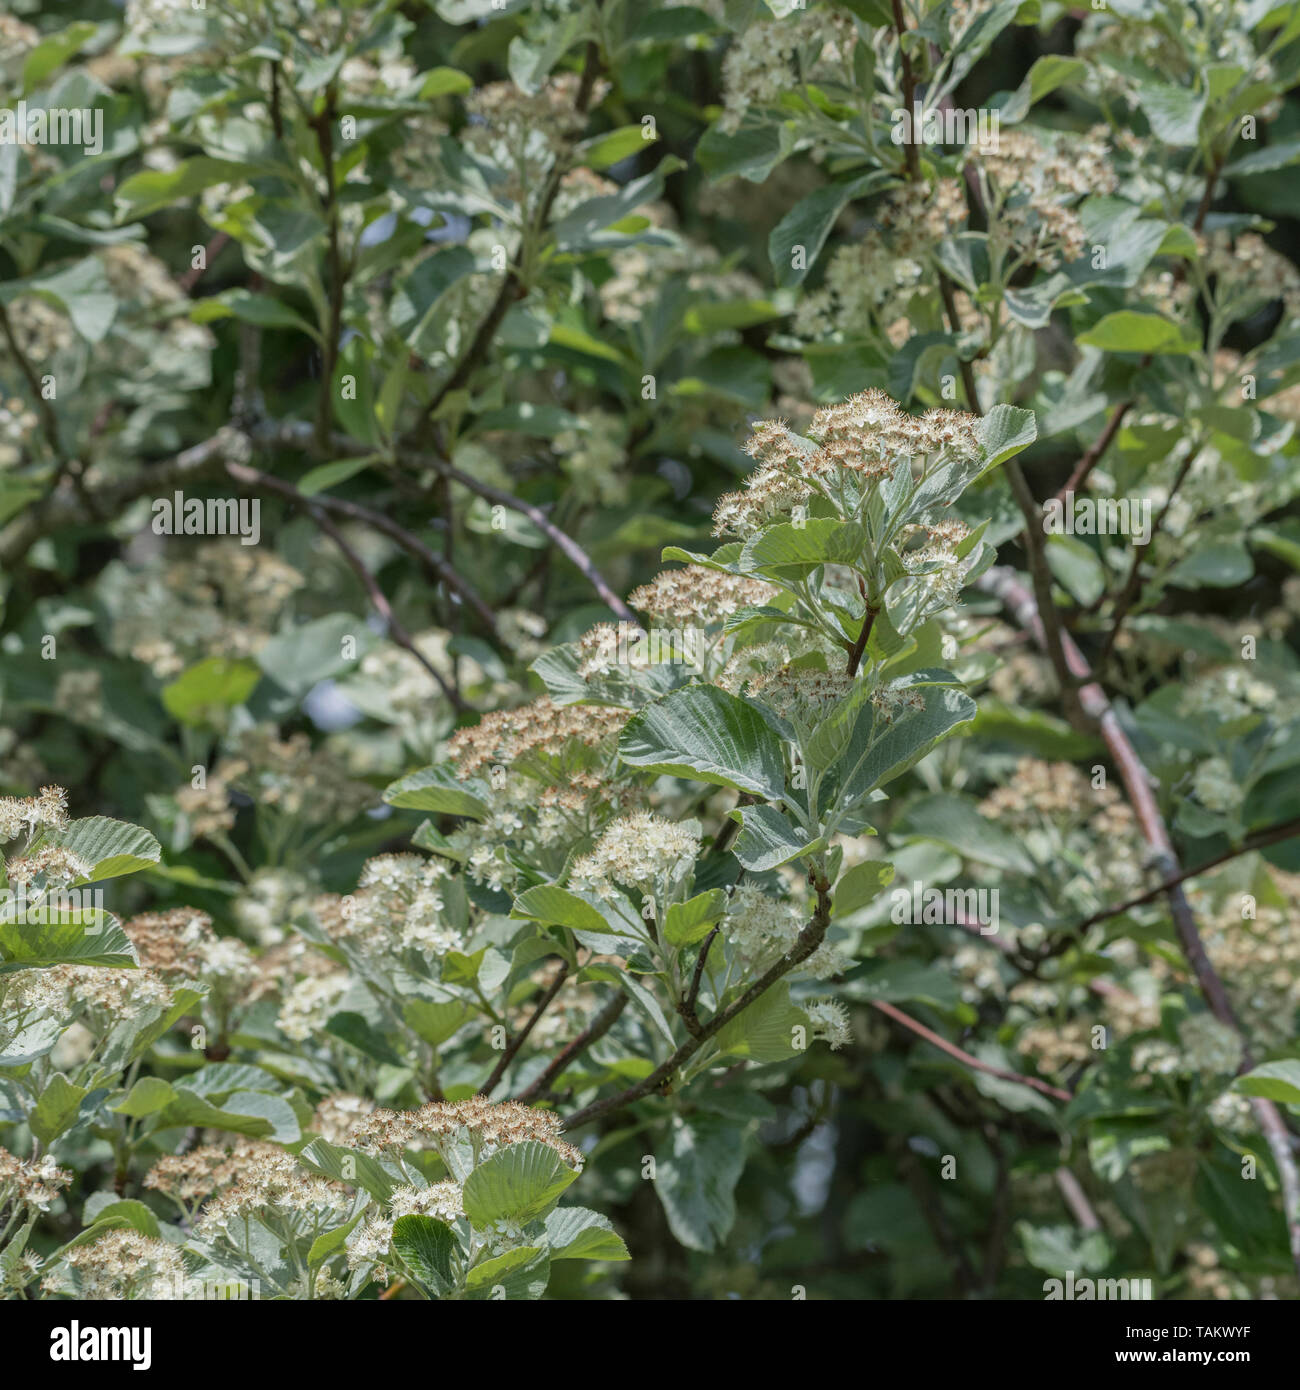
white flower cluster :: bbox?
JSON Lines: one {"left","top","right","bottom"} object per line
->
{"left": 568, "top": 812, "right": 701, "bottom": 900}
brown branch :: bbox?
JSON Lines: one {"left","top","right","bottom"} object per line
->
{"left": 0, "top": 426, "right": 254, "bottom": 567}
{"left": 429, "top": 455, "right": 636, "bottom": 622}
{"left": 0, "top": 299, "right": 61, "bottom": 457}
{"left": 998, "top": 445, "right": 1094, "bottom": 731}
{"left": 845, "top": 601, "right": 878, "bottom": 678}
{"left": 1067, "top": 816, "right": 1300, "bottom": 936}
{"left": 313, "top": 86, "right": 345, "bottom": 454}
{"left": 1054, "top": 398, "right": 1134, "bottom": 503}
{"left": 225, "top": 458, "right": 497, "bottom": 636}
{"left": 981, "top": 563, "right": 1300, "bottom": 1274}
{"left": 294, "top": 497, "right": 466, "bottom": 710}
{"left": 1095, "top": 443, "right": 1201, "bottom": 669}
{"left": 480, "top": 961, "right": 571, "bottom": 1096}
{"left": 1055, "top": 1167, "right": 1101, "bottom": 1231}
{"left": 560, "top": 879, "right": 834, "bottom": 1131}
{"left": 178, "top": 233, "right": 230, "bottom": 293}
{"left": 868, "top": 998, "right": 1072, "bottom": 1102}
{"left": 514, "top": 993, "right": 629, "bottom": 1103}
{"left": 890, "top": 0, "right": 921, "bottom": 181}
{"left": 680, "top": 926, "right": 720, "bottom": 1037}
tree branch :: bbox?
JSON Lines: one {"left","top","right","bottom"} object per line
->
{"left": 295, "top": 497, "right": 466, "bottom": 711}
{"left": 1067, "top": 815, "right": 1300, "bottom": 936}
{"left": 225, "top": 458, "right": 498, "bottom": 636}
{"left": 980, "top": 563, "right": 1300, "bottom": 1274}
{"left": 480, "top": 960, "right": 571, "bottom": 1096}
{"left": 868, "top": 998, "right": 1072, "bottom": 1102}
{"left": 1095, "top": 442, "right": 1201, "bottom": 669}
{"left": 680, "top": 926, "right": 720, "bottom": 1037}
{"left": 514, "top": 993, "right": 629, "bottom": 1103}
{"left": 0, "top": 299, "right": 61, "bottom": 457}
{"left": 428, "top": 454, "right": 636, "bottom": 623}
{"left": 560, "top": 880, "right": 834, "bottom": 1131}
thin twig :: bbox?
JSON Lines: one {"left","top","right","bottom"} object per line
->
{"left": 514, "top": 993, "right": 629, "bottom": 1103}
{"left": 561, "top": 878, "right": 834, "bottom": 1131}
{"left": 300, "top": 500, "right": 466, "bottom": 710}
{"left": 480, "top": 961, "right": 571, "bottom": 1096}
{"left": 1067, "top": 815, "right": 1300, "bottom": 936}
{"left": 868, "top": 998, "right": 1072, "bottom": 1102}
{"left": 429, "top": 455, "right": 636, "bottom": 622}
{"left": 1095, "top": 443, "right": 1201, "bottom": 668}
{"left": 1054, "top": 398, "right": 1134, "bottom": 503}
{"left": 226, "top": 459, "right": 498, "bottom": 635}
{"left": 845, "top": 603, "right": 878, "bottom": 678}
{"left": 0, "top": 299, "right": 61, "bottom": 456}
{"left": 313, "top": 85, "right": 345, "bottom": 454}
{"left": 1055, "top": 1167, "right": 1101, "bottom": 1231}
{"left": 680, "top": 927, "right": 720, "bottom": 1037}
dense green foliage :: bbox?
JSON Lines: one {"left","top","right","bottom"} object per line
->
{"left": 3, "top": 0, "right": 1300, "bottom": 1302}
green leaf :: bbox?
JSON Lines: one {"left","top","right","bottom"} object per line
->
{"left": 383, "top": 765, "right": 488, "bottom": 819}
{"left": 1167, "top": 542, "right": 1254, "bottom": 588}
{"left": 976, "top": 404, "right": 1038, "bottom": 470}
{"left": 463, "top": 1246, "right": 550, "bottom": 1299}
{"left": 728, "top": 804, "right": 824, "bottom": 871}
{"left": 832, "top": 860, "right": 895, "bottom": 918}
{"left": 390, "top": 1214, "right": 456, "bottom": 1293}
{"left": 155, "top": 1087, "right": 300, "bottom": 1144}
{"left": 769, "top": 173, "right": 889, "bottom": 288}
{"left": 161, "top": 657, "right": 261, "bottom": 725}
{"left": 543, "top": 1207, "right": 630, "bottom": 1261}
{"left": 0, "top": 911, "right": 137, "bottom": 972}
{"left": 333, "top": 336, "right": 379, "bottom": 445}
{"left": 190, "top": 289, "right": 318, "bottom": 338}
{"left": 995, "top": 55, "right": 1087, "bottom": 123}
{"left": 741, "top": 519, "right": 865, "bottom": 573}
{"left": 619, "top": 972, "right": 677, "bottom": 1046}
{"left": 619, "top": 685, "right": 788, "bottom": 799}
{"left": 663, "top": 890, "right": 728, "bottom": 947}
{"left": 112, "top": 1076, "right": 177, "bottom": 1118}
{"left": 898, "top": 794, "right": 1036, "bottom": 873}
{"left": 696, "top": 115, "right": 788, "bottom": 182}
{"left": 419, "top": 67, "right": 473, "bottom": 98}
{"left": 654, "top": 1114, "right": 745, "bottom": 1251}
{"left": 297, "top": 457, "right": 375, "bottom": 496}
{"left": 74, "top": 1199, "right": 161, "bottom": 1242}
{"left": 840, "top": 959, "right": 962, "bottom": 1011}
{"left": 1236, "top": 1060, "right": 1300, "bottom": 1106}
{"left": 683, "top": 298, "right": 783, "bottom": 334}
{"left": 22, "top": 22, "right": 97, "bottom": 92}
{"left": 840, "top": 678, "right": 977, "bottom": 802}
{"left": 298, "top": 1139, "right": 398, "bottom": 1203}
{"left": 511, "top": 884, "right": 617, "bottom": 934}
{"left": 1139, "top": 82, "right": 1206, "bottom": 146}
{"left": 115, "top": 157, "right": 249, "bottom": 220}
{"left": 53, "top": 817, "right": 161, "bottom": 882}
{"left": 307, "top": 1211, "right": 364, "bottom": 1269}
{"left": 1018, "top": 1222, "right": 1112, "bottom": 1276}
{"left": 461, "top": 1140, "right": 580, "bottom": 1228}
{"left": 4, "top": 258, "right": 116, "bottom": 343}
{"left": 391, "top": 247, "right": 476, "bottom": 355}
{"left": 257, "top": 614, "right": 370, "bottom": 695}
{"left": 577, "top": 125, "right": 655, "bottom": 169}
{"left": 402, "top": 998, "right": 471, "bottom": 1048}
{"left": 30, "top": 1072, "right": 88, "bottom": 1145}
{"left": 715, "top": 984, "right": 806, "bottom": 1063}
{"left": 1077, "top": 311, "right": 1199, "bottom": 355}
